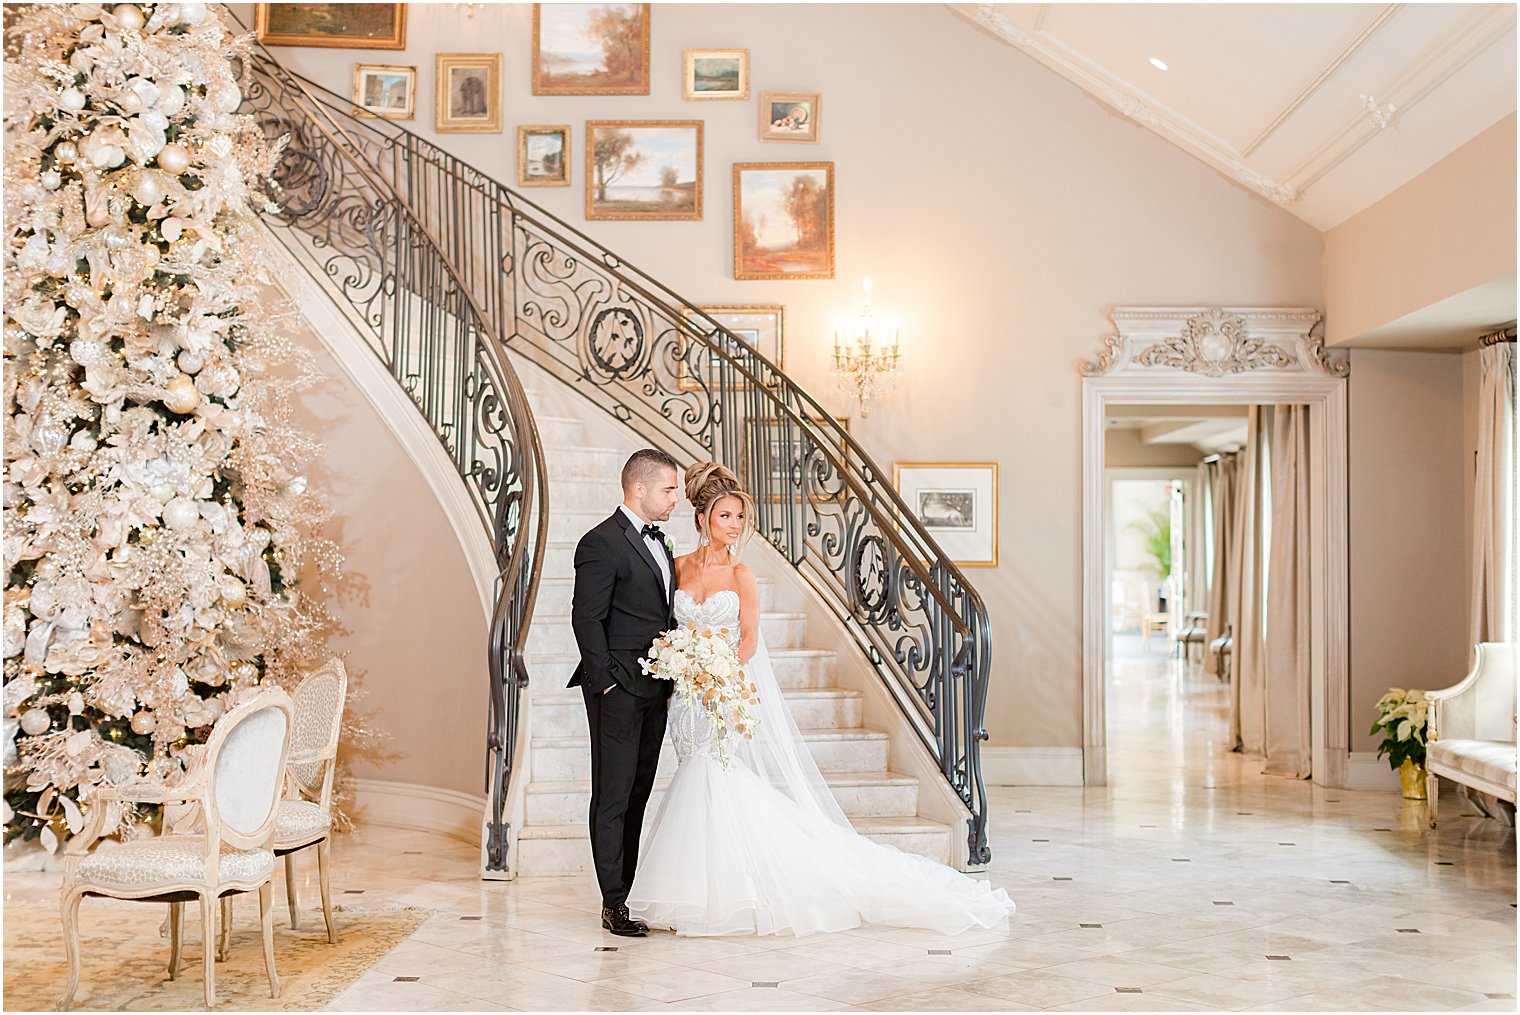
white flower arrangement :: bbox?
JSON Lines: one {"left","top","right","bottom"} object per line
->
{"left": 641, "top": 623, "right": 760, "bottom": 765}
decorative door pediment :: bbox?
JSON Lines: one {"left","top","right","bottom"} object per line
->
{"left": 1080, "top": 306, "right": 1348, "bottom": 379}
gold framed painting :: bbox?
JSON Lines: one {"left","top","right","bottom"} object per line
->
{"left": 255, "top": 4, "right": 407, "bottom": 49}
{"left": 518, "top": 125, "right": 571, "bottom": 187}
{"left": 533, "top": 3, "right": 651, "bottom": 96}
{"left": 352, "top": 63, "right": 416, "bottom": 120}
{"left": 733, "top": 162, "right": 834, "bottom": 280}
{"left": 684, "top": 48, "right": 748, "bottom": 100}
{"left": 435, "top": 53, "right": 502, "bottom": 134}
{"left": 893, "top": 462, "right": 1000, "bottom": 567}
{"left": 744, "top": 415, "right": 851, "bottom": 503}
{"left": 678, "top": 305, "right": 783, "bottom": 391}
{"left": 586, "top": 120, "right": 703, "bottom": 221}
{"left": 759, "top": 91, "right": 820, "bottom": 143}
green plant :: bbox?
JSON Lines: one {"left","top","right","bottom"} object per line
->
{"left": 1371, "top": 688, "right": 1429, "bottom": 770}
{"left": 1126, "top": 508, "right": 1172, "bottom": 580}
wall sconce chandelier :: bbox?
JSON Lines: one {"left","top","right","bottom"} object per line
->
{"left": 832, "top": 277, "right": 900, "bottom": 417}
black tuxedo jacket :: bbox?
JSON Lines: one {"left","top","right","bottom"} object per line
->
{"left": 568, "top": 510, "right": 676, "bottom": 698}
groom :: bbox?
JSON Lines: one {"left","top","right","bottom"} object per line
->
{"left": 569, "top": 448, "right": 680, "bottom": 936}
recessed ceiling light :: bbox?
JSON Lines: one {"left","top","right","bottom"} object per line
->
{"left": 1149, "top": 57, "right": 1168, "bottom": 71}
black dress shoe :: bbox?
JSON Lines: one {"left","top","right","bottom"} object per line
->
{"left": 601, "top": 905, "right": 649, "bottom": 937}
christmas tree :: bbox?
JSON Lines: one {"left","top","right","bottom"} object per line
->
{"left": 3, "top": 2, "right": 341, "bottom": 850}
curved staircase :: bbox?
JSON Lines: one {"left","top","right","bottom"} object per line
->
{"left": 514, "top": 409, "right": 956, "bottom": 874}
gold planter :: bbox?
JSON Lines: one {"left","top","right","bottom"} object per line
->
{"left": 1399, "top": 759, "right": 1428, "bottom": 800}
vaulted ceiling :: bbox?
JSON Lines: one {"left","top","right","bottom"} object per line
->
{"left": 954, "top": 3, "right": 1517, "bottom": 231}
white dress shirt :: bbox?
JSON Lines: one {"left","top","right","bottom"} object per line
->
{"left": 619, "top": 504, "right": 671, "bottom": 597}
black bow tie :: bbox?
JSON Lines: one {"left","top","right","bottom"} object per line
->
{"left": 641, "top": 524, "right": 664, "bottom": 541}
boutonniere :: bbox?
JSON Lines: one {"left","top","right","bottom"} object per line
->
{"left": 662, "top": 535, "right": 675, "bottom": 557}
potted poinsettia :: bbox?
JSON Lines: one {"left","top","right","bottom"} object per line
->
{"left": 1371, "top": 688, "right": 1430, "bottom": 799}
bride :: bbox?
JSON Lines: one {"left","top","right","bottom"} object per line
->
{"left": 626, "top": 462, "right": 1015, "bottom": 937}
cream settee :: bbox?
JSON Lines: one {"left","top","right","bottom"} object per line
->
{"left": 1424, "top": 642, "right": 1517, "bottom": 826}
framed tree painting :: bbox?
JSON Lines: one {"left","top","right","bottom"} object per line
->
{"left": 352, "top": 63, "right": 416, "bottom": 120}
{"left": 684, "top": 49, "right": 748, "bottom": 100}
{"left": 586, "top": 120, "right": 702, "bottom": 220}
{"left": 733, "top": 162, "right": 834, "bottom": 280}
{"left": 533, "top": 3, "right": 651, "bottom": 96}
{"left": 436, "top": 53, "right": 502, "bottom": 133}
{"left": 678, "top": 305, "right": 783, "bottom": 391}
{"left": 518, "top": 126, "right": 571, "bottom": 187}
{"left": 255, "top": 4, "right": 407, "bottom": 49}
{"left": 893, "top": 462, "right": 999, "bottom": 567}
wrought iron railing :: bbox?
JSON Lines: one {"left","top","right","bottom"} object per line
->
{"left": 243, "top": 57, "right": 996, "bottom": 863}
{"left": 239, "top": 54, "right": 547, "bottom": 873}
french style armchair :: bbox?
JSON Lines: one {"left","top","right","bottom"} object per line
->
{"left": 59, "top": 688, "right": 293, "bottom": 1010}
{"left": 1425, "top": 642, "right": 1517, "bottom": 828}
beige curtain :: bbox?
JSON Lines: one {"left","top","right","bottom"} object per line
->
{"left": 1204, "top": 455, "right": 1238, "bottom": 677}
{"left": 1471, "top": 336, "right": 1517, "bottom": 646}
{"left": 1229, "top": 409, "right": 1267, "bottom": 753}
{"left": 1262, "top": 405, "right": 1312, "bottom": 778}
{"left": 1187, "top": 464, "right": 1211, "bottom": 615}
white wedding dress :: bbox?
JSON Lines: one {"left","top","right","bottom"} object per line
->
{"left": 625, "top": 588, "right": 1015, "bottom": 937}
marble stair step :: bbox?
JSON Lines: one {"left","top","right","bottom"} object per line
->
{"left": 526, "top": 611, "right": 806, "bottom": 655}
{"left": 530, "top": 727, "right": 890, "bottom": 781}
{"left": 523, "top": 771, "right": 920, "bottom": 825}
{"left": 546, "top": 446, "right": 633, "bottom": 480}
{"left": 523, "top": 648, "right": 835, "bottom": 689}
{"left": 529, "top": 687, "right": 863, "bottom": 737}
{"left": 533, "top": 576, "right": 776, "bottom": 615}
{"left": 515, "top": 813, "right": 952, "bottom": 875}
{"left": 535, "top": 415, "right": 587, "bottom": 447}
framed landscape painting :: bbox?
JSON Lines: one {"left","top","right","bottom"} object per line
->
{"left": 684, "top": 49, "right": 748, "bottom": 100}
{"left": 759, "top": 91, "right": 820, "bottom": 143}
{"left": 519, "top": 126, "right": 570, "bottom": 187}
{"left": 436, "top": 53, "right": 502, "bottom": 133}
{"left": 256, "top": 4, "right": 406, "bottom": 49}
{"left": 534, "top": 3, "right": 651, "bottom": 96}
{"left": 586, "top": 121, "right": 703, "bottom": 220}
{"left": 893, "top": 462, "right": 1000, "bottom": 567}
{"left": 733, "top": 163, "right": 834, "bottom": 280}
{"left": 744, "top": 414, "right": 851, "bottom": 502}
{"left": 678, "top": 305, "right": 783, "bottom": 391}
{"left": 352, "top": 63, "right": 415, "bottom": 119}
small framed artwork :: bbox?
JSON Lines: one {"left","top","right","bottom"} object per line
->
{"left": 744, "top": 415, "right": 851, "bottom": 502}
{"left": 256, "top": 3, "right": 407, "bottom": 49}
{"left": 893, "top": 463, "right": 999, "bottom": 567}
{"left": 436, "top": 53, "right": 502, "bottom": 133}
{"left": 733, "top": 163, "right": 834, "bottom": 280}
{"left": 586, "top": 120, "right": 703, "bottom": 221}
{"left": 759, "top": 91, "right": 820, "bottom": 143}
{"left": 684, "top": 49, "right": 748, "bottom": 100}
{"left": 533, "top": 3, "right": 651, "bottom": 96}
{"left": 518, "top": 125, "right": 570, "bottom": 187}
{"left": 352, "top": 63, "right": 416, "bottom": 120}
{"left": 679, "top": 305, "right": 783, "bottom": 390}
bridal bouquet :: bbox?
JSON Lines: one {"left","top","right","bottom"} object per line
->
{"left": 641, "top": 624, "right": 760, "bottom": 765}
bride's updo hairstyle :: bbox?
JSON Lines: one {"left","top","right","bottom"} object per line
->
{"left": 685, "top": 461, "right": 756, "bottom": 557}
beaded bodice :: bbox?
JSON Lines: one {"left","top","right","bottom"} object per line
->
{"left": 668, "top": 589, "right": 741, "bottom": 762}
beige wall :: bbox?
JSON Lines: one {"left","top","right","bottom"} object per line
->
{"left": 279, "top": 287, "right": 490, "bottom": 797}
{"left": 1324, "top": 113, "right": 1517, "bottom": 346}
{"left": 1347, "top": 348, "right": 1470, "bottom": 751}
{"left": 244, "top": 2, "right": 1325, "bottom": 759}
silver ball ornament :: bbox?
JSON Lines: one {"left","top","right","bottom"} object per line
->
{"left": 156, "top": 144, "right": 190, "bottom": 175}
{"left": 20, "top": 708, "right": 51, "bottom": 736}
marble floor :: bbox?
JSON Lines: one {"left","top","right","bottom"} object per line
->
{"left": 6, "top": 637, "right": 1514, "bottom": 1012}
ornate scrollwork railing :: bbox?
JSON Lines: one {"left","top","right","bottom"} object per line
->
{"left": 244, "top": 56, "right": 995, "bottom": 863}
{"left": 238, "top": 54, "right": 547, "bottom": 873}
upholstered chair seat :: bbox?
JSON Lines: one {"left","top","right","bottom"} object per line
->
{"left": 275, "top": 800, "right": 332, "bottom": 844}
{"left": 77, "top": 838, "right": 275, "bottom": 892}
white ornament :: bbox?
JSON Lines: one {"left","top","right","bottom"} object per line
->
{"left": 130, "top": 710, "right": 156, "bottom": 735}
{"left": 164, "top": 373, "right": 200, "bottom": 412}
{"left": 286, "top": 476, "right": 307, "bottom": 497}
{"left": 118, "top": 90, "right": 143, "bottom": 114}
{"left": 176, "top": 350, "right": 204, "bottom": 374}
{"left": 141, "top": 110, "right": 169, "bottom": 132}
{"left": 20, "top": 708, "right": 50, "bottom": 736}
{"left": 163, "top": 497, "right": 200, "bottom": 530}
{"left": 151, "top": 484, "right": 176, "bottom": 504}
{"left": 112, "top": 4, "right": 146, "bottom": 31}
{"left": 131, "top": 172, "right": 163, "bottom": 206}
{"left": 177, "top": 2, "right": 207, "bottom": 25}
{"left": 156, "top": 144, "right": 190, "bottom": 175}
{"left": 40, "top": 170, "right": 61, "bottom": 190}
{"left": 156, "top": 86, "right": 185, "bottom": 117}
{"left": 220, "top": 581, "right": 247, "bottom": 607}
{"left": 67, "top": 692, "right": 85, "bottom": 715}
{"left": 209, "top": 83, "right": 241, "bottom": 114}
{"left": 59, "top": 87, "right": 86, "bottom": 112}
{"left": 159, "top": 216, "right": 185, "bottom": 242}
{"left": 94, "top": 144, "right": 125, "bottom": 169}
{"left": 55, "top": 141, "right": 78, "bottom": 162}
{"left": 125, "top": 76, "right": 160, "bottom": 109}
{"left": 69, "top": 431, "right": 98, "bottom": 452}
